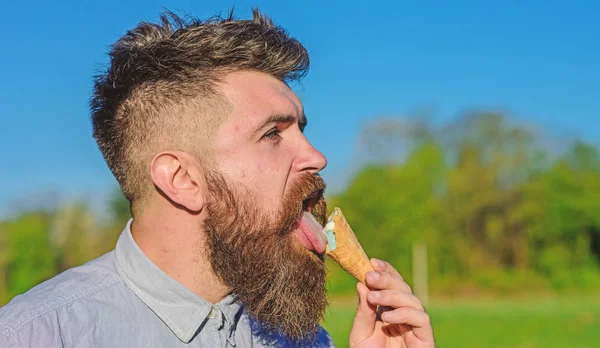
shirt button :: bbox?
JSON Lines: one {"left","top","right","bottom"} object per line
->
{"left": 208, "top": 306, "right": 218, "bottom": 319}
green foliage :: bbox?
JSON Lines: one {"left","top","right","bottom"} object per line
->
{"left": 329, "top": 143, "right": 445, "bottom": 284}
{"left": 328, "top": 112, "right": 600, "bottom": 296}
{"left": 109, "top": 188, "right": 131, "bottom": 224}
{"left": 51, "top": 202, "right": 97, "bottom": 271}
{"left": 0, "top": 203, "right": 116, "bottom": 303}
{"left": 94, "top": 188, "right": 132, "bottom": 256}
{"left": 325, "top": 259, "right": 359, "bottom": 295}
{"left": 0, "top": 213, "right": 57, "bottom": 301}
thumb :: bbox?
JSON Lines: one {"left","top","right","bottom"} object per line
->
{"left": 349, "top": 282, "right": 377, "bottom": 346}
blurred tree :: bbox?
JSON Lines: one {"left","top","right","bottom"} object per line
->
{"left": 328, "top": 111, "right": 600, "bottom": 295}
{"left": 109, "top": 188, "right": 131, "bottom": 223}
{"left": 0, "top": 213, "right": 57, "bottom": 302}
{"left": 566, "top": 140, "right": 600, "bottom": 172}
{"left": 332, "top": 122, "right": 445, "bottom": 286}
{"left": 94, "top": 188, "right": 131, "bottom": 255}
{"left": 525, "top": 142, "right": 600, "bottom": 276}
{"left": 0, "top": 221, "right": 7, "bottom": 303}
{"left": 356, "top": 116, "right": 435, "bottom": 167}
{"left": 444, "top": 113, "right": 536, "bottom": 271}
{"left": 50, "top": 202, "right": 96, "bottom": 271}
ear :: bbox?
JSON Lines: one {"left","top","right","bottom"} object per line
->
{"left": 149, "top": 151, "right": 207, "bottom": 212}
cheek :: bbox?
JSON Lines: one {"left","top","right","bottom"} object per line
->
{"left": 219, "top": 143, "right": 296, "bottom": 205}
{"left": 254, "top": 147, "right": 295, "bottom": 203}
{"left": 256, "top": 143, "right": 295, "bottom": 174}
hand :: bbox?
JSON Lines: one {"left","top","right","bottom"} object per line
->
{"left": 349, "top": 258, "right": 435, "bottom": 348}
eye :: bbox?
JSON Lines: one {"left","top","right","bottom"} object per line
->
{"left": 262, "top": 128, "right": 282, "bottom": 142}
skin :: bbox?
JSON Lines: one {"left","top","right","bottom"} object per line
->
{"left": 130, "top": 70, "right": 436, "bottom": 346}
{"left": 211, "top": 70, "right": 327, "bottom": 218}
{"left": 351, "top": 259, "right": 436, "bottom": 347}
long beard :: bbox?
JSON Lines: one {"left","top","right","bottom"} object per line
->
{"left": 203, "top": 172, "right": 330, "bottom": 341}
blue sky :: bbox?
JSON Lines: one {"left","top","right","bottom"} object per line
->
{"left": 1, "top": 0, "right": 598, "bottom": 216}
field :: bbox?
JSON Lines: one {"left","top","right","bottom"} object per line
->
{"left": 322, "top": 294, "right": 600, "bottom": 347}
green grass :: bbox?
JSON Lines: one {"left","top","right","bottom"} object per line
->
{"left": 322, "top": 294, "right": 600, "bottom": 347}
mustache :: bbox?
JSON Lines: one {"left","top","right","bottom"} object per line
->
{"left": 297, "top": 174, "right": 326, "bottom": 206}
{"left": 204, "top": 171, "right": 327, "bottom": 238}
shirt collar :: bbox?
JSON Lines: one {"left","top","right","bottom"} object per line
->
{"left": 114, "top": 219, "right": 243, "bottom": 343}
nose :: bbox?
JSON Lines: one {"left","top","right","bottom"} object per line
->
{"left": 294, "top": 137, "right": 328, "bottom": 174}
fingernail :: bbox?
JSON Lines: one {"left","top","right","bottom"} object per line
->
{"left": 374, "top": 258, "right": 385, "bottom": 269}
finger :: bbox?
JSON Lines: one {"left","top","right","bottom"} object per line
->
{"left": 380, "top": 307, "right": 434, "bottom": 341}
{"left": 367, "top": 289, "right": 425, "bottom": 311}
{"left": 371, "top": 258, "right": 401, "bottom": 277}
{"left": 370, "top": 259, "right": 410, "bottom": 291}
{"left": 349, "top": 282, "right": 377, "bottom": 346}
{"left": 366, "top": 270, "right": 412, "bottom": 294}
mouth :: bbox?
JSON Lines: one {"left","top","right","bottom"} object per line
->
{"left": 301, "top": 188, "right": 323, "bottom": 215}
{"left": 294, "top": 188, "right": 327, "bottom": 255}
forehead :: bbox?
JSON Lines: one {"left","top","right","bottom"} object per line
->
{"left": 216, "top": 70, "right": 304, "bottom": 129}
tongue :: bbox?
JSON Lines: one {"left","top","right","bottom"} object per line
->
{"left": 297, "top": 211, "right": 327, "bottom": 254}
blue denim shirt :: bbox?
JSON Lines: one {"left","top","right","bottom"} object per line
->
{"left": 0, "top": 220, "right": 334, "bottom": 347}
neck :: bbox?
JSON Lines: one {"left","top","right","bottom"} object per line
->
{"left": 130, "top": 207, "right": 229, "bottom": 304}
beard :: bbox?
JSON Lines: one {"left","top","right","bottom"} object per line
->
{"left": 203, "top": 171, "right": 330, "bottom": 342}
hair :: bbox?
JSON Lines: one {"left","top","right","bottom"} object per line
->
{"left": 90, "top": 8, "right": 310, "bottom": 212}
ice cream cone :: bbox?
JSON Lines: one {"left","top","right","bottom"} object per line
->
{"left": 323, "top": 207, "right": 374, "bottom": 284}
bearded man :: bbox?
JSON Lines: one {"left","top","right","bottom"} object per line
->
{"left": 0, "top": 9, "right": 435, "bottom": 348}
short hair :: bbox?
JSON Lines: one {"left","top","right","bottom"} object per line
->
{"left": 90, "top": 8, "right": 309, "bottom": 211}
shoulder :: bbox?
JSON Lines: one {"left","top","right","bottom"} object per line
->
{"left": 309, "top": 325, "right": 335, "bottom": 347}
{"left": 247, "top": 314, "right": 335, "bottom": 347}
{"left": 0, "top": 251, "right": 122, "bottom": 339}
{"left": 316, "top": 325, "right": 335, "bottom": 347}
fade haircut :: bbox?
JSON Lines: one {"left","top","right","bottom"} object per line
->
{"left": 90, "top": 8, "right": 309, "bottom": 212}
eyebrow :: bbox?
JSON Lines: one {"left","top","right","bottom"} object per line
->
{"left": 253, "top": 113, "right": 308, "bottom": 135}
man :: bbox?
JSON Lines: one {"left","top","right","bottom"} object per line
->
{"left": 0, "top": 9, "right": 435, "bottom": 347}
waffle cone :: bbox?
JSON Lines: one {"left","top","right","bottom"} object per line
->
{"left": 325, "top": 208, "right": 374, "bottom": 284}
